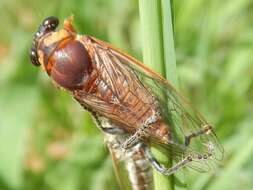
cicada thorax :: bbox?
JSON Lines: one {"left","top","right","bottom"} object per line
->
{"left": 37, "top": 31, "right": 93, "bottom": 90}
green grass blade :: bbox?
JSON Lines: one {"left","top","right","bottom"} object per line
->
{"left": 161, "top": 1, "right": 188, "bottom": 190}
{"left": 138, "top": 0, "right": 165, "bottom": 75}
{"left": 138, "top": 0, "right": 179, "bottom": 190}
{"left": 161, "top": 0, "right": 178, "bottom": 88}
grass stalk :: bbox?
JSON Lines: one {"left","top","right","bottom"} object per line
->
{"left": 138, "top": 1, "right": 177, "bottom": 190}
{"left": 161, "top": 0, "right": 178, "bottom": 87}
{"left": 161, "top": 1, "right": 188, "bottom": 190}
{"left": 138, "top": 0, "right": 165, "bottom": 76}
{"left": 139, "top": 0, "right": 187, "bottom": 190}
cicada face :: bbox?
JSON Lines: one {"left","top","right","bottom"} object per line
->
{"left": 30, "top": 17, "right": 93, "bottom": 90}
{"left": 30, "top": 16, "right": 59, "bottom": 66}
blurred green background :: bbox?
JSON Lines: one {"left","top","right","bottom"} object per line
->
{"left": 0, "top": 0, "right": 252, "bottom": 190}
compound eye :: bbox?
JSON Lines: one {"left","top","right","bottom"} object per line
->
{"left": 43, "top": 16, "right": 59, "bottom": 31}
{"left": 30, "top": 47, "right": 40, "bottom": 66}
{"left": 30, "top": 16, "right": 59, "bottom": 67}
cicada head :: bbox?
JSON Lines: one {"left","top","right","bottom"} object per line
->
{"left": 30, "top": 16, "right": 93, "bottom": 90}
{"left": 30, "top": 16, "right": 59, "bottom": 67}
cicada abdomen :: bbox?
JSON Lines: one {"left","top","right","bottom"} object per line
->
{"left": 102, "top": 121, "right": 154, "bottom": 190}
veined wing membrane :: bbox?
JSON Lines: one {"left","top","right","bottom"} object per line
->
{"left": 89, "top": 37, "right": 224, "bottom": 171}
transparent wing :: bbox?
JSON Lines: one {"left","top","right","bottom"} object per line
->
{"left": 141, "top": 74, "right": 224, "bottom": 161}
{"left": 91, "top": 39, "right": 155, "bottom": 107}
{"left": 89, "top": 37, "right": 224, "bottom": 172}
{"left": 74, "top": 91, "right": 129, "bottom": 127}
{"left": 75, "top": 36, "right": 157, "bottom": 132}
{"left": 151, "top": 138, "right": 214, "bottom": 173}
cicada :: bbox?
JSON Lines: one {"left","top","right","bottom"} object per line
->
{"left": 30, "top": 16, "right": 224, "bottom": 188}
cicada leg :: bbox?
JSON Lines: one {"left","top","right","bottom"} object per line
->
{"left": 121, "top": 113, "right": 159, "bottom": 149}
{"left": 184, "top": 124, "right": 213, "bottom": 146}
{"left": 100, "top": 126, "right": 126, "bottom": 135}
{"left": 143, "top": 145, "right": 192, "bottom": 175}
{"left": 121, "top": 126, "right": 148, "bottom": 149}
{"left": 144, "top": 142, "right": 215, "bottom": 175}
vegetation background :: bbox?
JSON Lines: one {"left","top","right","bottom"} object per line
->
{"left": 0, "top": 0, "right": 252, "bottom": 190}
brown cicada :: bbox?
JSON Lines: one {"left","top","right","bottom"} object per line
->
{"left": 30, "top": 16, "right": 224, "bottom": 189}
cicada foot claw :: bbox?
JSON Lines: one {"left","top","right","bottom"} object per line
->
{"left": 184, "top": 124, "right": 214, "bottom": 146}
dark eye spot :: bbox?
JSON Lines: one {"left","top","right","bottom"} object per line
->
{"left": 43, "top": 16, "right": 59, "bottom": 31}
{"left": 30, "top": 16, "right": 59, "bottom": 67}
{"left": 30, "top": 49, "right": 40, "bottom": 66}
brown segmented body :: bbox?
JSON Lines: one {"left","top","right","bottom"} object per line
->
{"left": 103, "top": 122, "right": 154, "bottom": 190}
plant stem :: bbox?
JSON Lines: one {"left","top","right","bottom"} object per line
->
{"left": 138, "top": 0, "right": 165, "bottom": 76}
{"left": 139, "top": 1, "right": 174, "bottom": 190}
{"left": 161, "top": 0, "right": 187, "bottom": 190}
{"left": 161, "top": 1, "right": 188, "bottom": 190}
{"left": 139, "top": 0, "right": 187, "bottom": 190}
{"left": 161, "top": 0, "right": 178, "bottom": 87}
